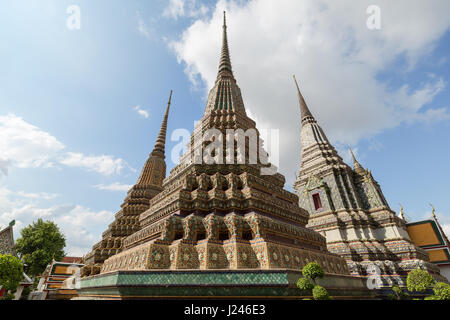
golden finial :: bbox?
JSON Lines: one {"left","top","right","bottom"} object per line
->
{"left": 429, "top": 203, "right": 437, "bottom": 219}
{"left": 399, "top": 203, "right": 405, "bottom": 220}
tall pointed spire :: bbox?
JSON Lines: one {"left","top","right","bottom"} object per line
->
{"left": 293, "top": 74, "right": 333, "bottom": 153}
{"left": 135, "top": 91, "right": 172, "bottom": 187}
{"left": 349, "top": 147, "right": 366, "bottom": 175}
{"left": 293, "top": 75, "right": 313, "bottom": 120}
{"left": 204, "top": 12, "right": 247, "bottom": 115}
{"left": 218, "top": 11, "right": 233, "bottom": 78}
{"left": 152, "top": 90, "right": 172, "bottom": 157}
{"left": 88, "top": 93, "right": 173, "bottom": 264}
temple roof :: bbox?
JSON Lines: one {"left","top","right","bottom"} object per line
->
{"left": 406, "top": 214, "right": 450, "bottom": 264}
{"left": 407, "top": 207, "right": 449, "bottom": 249}
{"left": 407, "top": 220, "right": 444, "bottom": 247}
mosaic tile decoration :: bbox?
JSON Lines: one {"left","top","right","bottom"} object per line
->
{"left": 79, "top": 269, "right": 372, "bottom": 299}
{"left": 81, "top": 270, "right": 290, "bottom": 288}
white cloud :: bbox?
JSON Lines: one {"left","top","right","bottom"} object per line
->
{"left": 0, "top": 184, "right": 113, "bottom": 256}
{"left": 0, "top": 114, "right": 133, "bottom": 176}
{"left": 94, "top": 182, "right": 132, "bottom": 192}
{"left": 169, "top": 0, "right": 450, "bottom": 186}
{"left": 368, "top": 139, "right": 384, "bottom": 152}
{"left": 410, "top": 107, "right": 450, "bottom": 124}
{"left": 390, "top": 78, "right": 446, "bottom": 123}
{"left": 60, "top": 152, "right": 130, "bottom": 176}
{"left": 16, "top": 191, "right": 60, "bottom": 200}
{"left": 0, "top": 114, "right": 64, "bottom": 172}
{"left": 137, "top": 11, "right": 152, "bottom": 39}
{"left": 163, "top": 0, "right": 209, "bottom": 20}
{"left": 163, "top": 0, "right": 185, "bottom": 19}
{"left": 134, "top": 105, "right": 150, "bottom": 119}
{"left": 52, "top": 205, "right": 113, "bottom": 256}
{"left": 442, "top": 224, "right": 450, "bottom": 238}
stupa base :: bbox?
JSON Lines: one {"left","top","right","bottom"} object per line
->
{"left": 78, "top": 269, "right": 374, "bottom": 300}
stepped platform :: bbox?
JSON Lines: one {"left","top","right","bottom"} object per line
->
{"left": 78, "top": 269, "right": 372, "bottom": 299}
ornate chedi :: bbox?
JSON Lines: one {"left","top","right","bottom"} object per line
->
{"left": 95, "top": 12, "right": 348, "bottom": 277}
{"left": 292, "top": 76, "right": 445, "bottom": 286}
{"left": 79, "top": 13, "right": 370, "bottom": 299}
{"left": 82, "top": 91, "right": 173, "bottom": 272}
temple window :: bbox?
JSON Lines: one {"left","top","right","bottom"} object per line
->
{"left": 312, "top": 193, "right": 322, "bottom": 210}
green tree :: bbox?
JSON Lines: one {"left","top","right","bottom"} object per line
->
{"left": 0, "top": 254, "right": 23, "bottom": 300}
{"left": 297, "top": 277, "right": 314, "bottom": 291}
{"left": 312, "top": 285, "right": 331, "bottom": 300}
{"left": 406, "top": 268, "right": 435, "bottom": 294}
{"left": 302, "top": 261, "right": 325, "bottom": 284}
{"left": 430, "top": 282, "right": 450, "bottom": 300}
{"left": 297, "top": 262, "right": 331, "bottom": 300}
{"left": 15, "top": 219, "right": 66, "bottom": 277}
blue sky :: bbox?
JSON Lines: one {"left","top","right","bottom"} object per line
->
{"left": 0, "top": 0, "right": 449, "bottom": 255}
